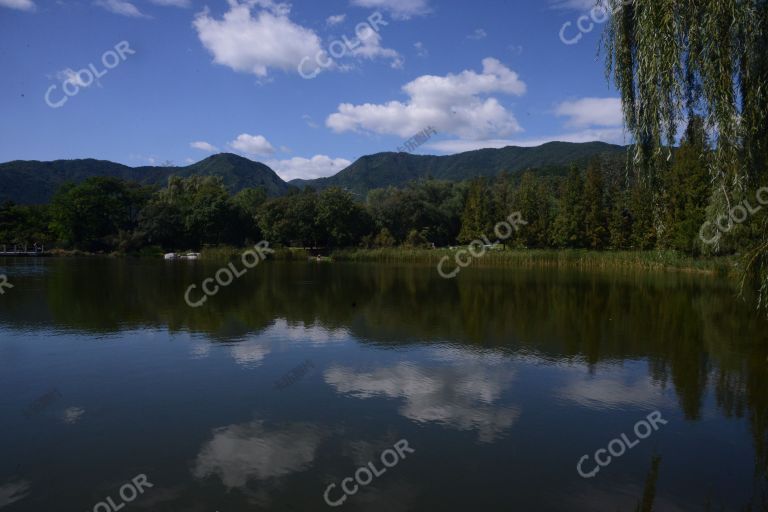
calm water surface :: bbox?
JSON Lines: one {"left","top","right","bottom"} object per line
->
{"left": 0, "top": 258, "right": 767, "bottom": 511}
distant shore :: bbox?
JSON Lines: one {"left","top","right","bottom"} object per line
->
{"left": 8, "top": 247, "right": 735, "bottom": 276}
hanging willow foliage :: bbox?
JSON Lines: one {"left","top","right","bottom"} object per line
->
{"left": 603, "top": 0, "right": 768, "bottom": 311}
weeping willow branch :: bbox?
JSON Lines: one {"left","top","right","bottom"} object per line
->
{"left": 603, "top": 0, "right": 768, "bottom": 313}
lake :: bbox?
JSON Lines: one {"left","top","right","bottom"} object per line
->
{"left": 1, "top": 258, "right": 767, "bottom": 511}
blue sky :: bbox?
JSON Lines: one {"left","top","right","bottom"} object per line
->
{"left": 0, "top": 0, "right": 627, "bottom": 181}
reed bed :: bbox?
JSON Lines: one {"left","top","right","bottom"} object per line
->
{"left": 330, "top": 248, "right": 735, "bottom": 275}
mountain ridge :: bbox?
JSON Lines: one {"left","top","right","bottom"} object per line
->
{"left": 0, "top": 141, "right": 627, "bottom": 204}
{"left": 0, "top": 153, "right": 290, "bottom": 205}
{"left": 290, "top": 141, "right": 627, "bottom": 196}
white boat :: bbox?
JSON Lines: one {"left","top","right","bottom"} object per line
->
{"left": 164, "top": 252, "right": 201, "bottom": 260}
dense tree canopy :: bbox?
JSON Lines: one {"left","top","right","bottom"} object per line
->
{"left": 603, "top": 0, "right": 768, "bottom": 307}
{"left": 49, "top": 177, "right": 150, "bottom": 251}
{"left": 1, "top": 149, "right": 759, "bottom": 259}
{"left": 139, "top": 176, "right": 257, "bottom": 250}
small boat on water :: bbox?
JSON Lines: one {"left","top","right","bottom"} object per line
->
{"left": 164, "top": 252, "right": 201, "bottom": 261}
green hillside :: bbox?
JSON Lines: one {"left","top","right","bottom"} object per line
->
{"left": 0, "top": 153, "right": 291, "bottom": 204}
{"left": 0, "top": 142, "right": 627, "bottom": 204}
{"left": 291, "top": 141, "right": 627, "bottom": 196}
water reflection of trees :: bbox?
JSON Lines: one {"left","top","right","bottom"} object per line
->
{"left": 2, "top": 259, "right": 768, "bottom": 479}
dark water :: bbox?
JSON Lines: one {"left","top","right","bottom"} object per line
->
{"left": 1, "top": 257, "right": 767, "bottom": 511}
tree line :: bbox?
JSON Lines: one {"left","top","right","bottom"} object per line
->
{"left": 0, "top": 124, "right": 760, "bottom": 256}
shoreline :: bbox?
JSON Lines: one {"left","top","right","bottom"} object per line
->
{"left": 4, "top": 247, "right": 736, "bottom": 276}
{"left": 330, "top": 248, "right": 734, "bottom": 276}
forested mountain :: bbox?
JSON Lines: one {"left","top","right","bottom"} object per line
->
{"left": 0, "top": 153, "right": 290, "bottom": 204}
{"left": 179, "top": 154, "right": 290, "bottom": 197}
{"left": 0, "top": 142, "right": 625, "bottom": 204}
{"left": 0, "top": 123, "right": 744, "bottom": 257}
{"left": 291, "top": 142, "right": 627, "bottom": 196}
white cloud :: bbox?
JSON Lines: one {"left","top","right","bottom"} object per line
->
{"left": 94, "top": 0, "right": 146, "bottom": 17}
{"left": 326, "top": 58, "right": 526, "bottom": 140}
{"left": 190, "top": 141, "right": 219, "bottom": 152}
{"left": 193, "top": 420, "right": 322, "bottom": 488}
{"left": 267, "top": 155, "right": 352, "bottom": 181}
{"left": 194, "top": 1, "right": 401, "bottom": 78}
{"left": 268, "top": 319, "right": 350, "bottom": 345}
{"left": 0, "top": 480, "right": 30, "bottom": 508}
{"left": 425, "top": 128, "right": 626, "bottom": 153}
{"left": 414, "top": 41, "right": 428, "bottom": 57}
{"left": 230, "top": 340, "right": 270, "bottom": 368}
{"left": 194, "top": 1, "right": 324, "bottom": 78}
{"left": 326, "top": 13, "right": 346, "bottom": 26}
{"left": 558, "top": 374, "right": 671, "bottom": 411}
{"left": 347, "top": 28, "right": 403, "bottom": 69}
{"left": 62, "top": 407, "right": 85, "bottom": 424}
{"left": 555, "top": 97, "right": 623, "bottom": 128}
{"left": 229, "top": 133, "right": 276, "bottom": 156}
{"left": 350, "top": 0, "right": 430, "bottom": 19}
{"left": 467, "top": 28, "right": 487, "bottom": 40}
{"left": 324, "top": 349, "right": 519, "bottom": 442}
{"left": 192, "top": 321, "right": 348, "bottom": 370}
{"left": 0, "top": 0, "right": 34, "bottom": 11}
{"left": 420, "top": 96, "right": 625, "bottom": 153}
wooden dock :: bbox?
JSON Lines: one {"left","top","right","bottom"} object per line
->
{"left": 0, "top": 244, "right": 46, "bottom": 256}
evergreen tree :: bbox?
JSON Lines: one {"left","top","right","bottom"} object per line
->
{"left": 458, "top": 178, "right": 493, "bottom": 243}
{"left": 661, "top": 118, "right": 710, "bottom": 255}
{"left": 552, "top": 167, "right": 586, "bottom": 248}
{"left": 514, "top": 172, "right": 551, "bottom": 248}
{"left": 583, "top": 162, "right": 609, "bottom": 250}
{"left": 608, "top": 187, "right": 633, "bottom": 250}
{"left": 629, "top": 183, "right": 657, "bottom": 250}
